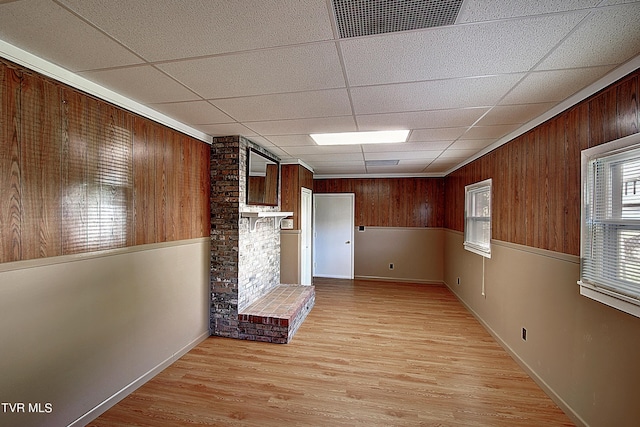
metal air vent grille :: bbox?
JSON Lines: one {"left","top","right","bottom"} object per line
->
{"left": 332, "top": 0, "right": 463, "bottom": 38}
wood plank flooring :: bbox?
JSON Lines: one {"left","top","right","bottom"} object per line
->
{"left": 89, "top": 278, "right": 573, "bottom": 426}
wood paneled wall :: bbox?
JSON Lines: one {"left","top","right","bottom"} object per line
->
{"left": 313, "top": 178, "right": 444, "bottom": 228}
{"left": 445, "top": 69, "right": 639, "bottom": 256}
{"left": 281, "top": 164, "right": 313, "bottom": 230}
{"left": 0, "top": 59, "right": 210, "bottom": 264}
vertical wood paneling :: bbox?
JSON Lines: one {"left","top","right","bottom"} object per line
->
{"left": 179, "top": 134, "right": 193, "bottom": 241}
{"left": 164, "top": 129, "right": 178, "bottom": 242}
{"left": 314, "top": 177, "right": 444, "bottom": 228}
{"left": 616, "top": 76, "right": 639, "bottom": 138}
{"left": 0, "top": 60, "right": 210, "bottom": 265}
{"left": 589, "top": 87, "right": 618, "bottom": 148}
{"left": 548, "top": 115, "right": 566, "bottom": 253}
{"left": 61, "top": 88, "right": 88, "bottom": 254}
{"left": 564, "top": 104, "right": 589, "bottom": 256}
{"left": 99, "top": 102, "right": 133, "bottom": 250}
{"left": 133, "top": 117, "right": 156, "bottom": 245}
{"left": 20, "top": 72, "right": 62, "bottom": 259}
{"left": 537, "top": 124, "right": 550, "bottom": 250}
{"left": 154, "top": 123, "right": 168, "bottom": 242}
{"left": 0, "top": 66, "right": 22, "bottom": 263}
{"left": 84, "top": 97, "right": 101, "bottom": 253}
{"left": 444, "top": 70, "right": 639, "bottom": 257}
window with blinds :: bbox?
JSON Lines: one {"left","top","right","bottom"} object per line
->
{"left": 464, "top": 179, "right": 492, "bottom": 258}
{"left": 579, "top": 133, "right": 640, "bottom": 318}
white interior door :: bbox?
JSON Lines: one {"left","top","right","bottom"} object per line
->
{"left": 301, "top": 188, "right": 312, "bottom": 285}
{"left": 313, "top": 193, "right": 354, "bottom": 279}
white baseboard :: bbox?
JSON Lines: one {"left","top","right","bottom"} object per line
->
{"left": 69, "top": 331, "right": 210, "bottom": 427}
{"left": 443, "top": 281, "right": 587, "bottom": 427}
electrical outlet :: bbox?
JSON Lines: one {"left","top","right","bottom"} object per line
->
{"left": 389, "top": 263, "right": 394, "bottom": 270}
{"left": 522, "top": 327, "right": 527, "bottom": 341}
{"left": 457, "top": 277, "right": 460, "bottom": 285}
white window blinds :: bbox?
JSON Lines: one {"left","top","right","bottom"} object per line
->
{"left": 464, "top": 179, "right": 492, "bottom": 258}
{"left": 580, "top": 133, "right": 640, "bottom": 318}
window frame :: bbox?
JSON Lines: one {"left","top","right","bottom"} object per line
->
{"left": 579, "top": 132, "right": 640, "bottom": 319}
{"left": 464, "top": 178, "right": 492, "bottom": 258}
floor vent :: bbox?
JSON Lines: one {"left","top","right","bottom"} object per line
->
{"left": 332, "top": 0, "right": 463, "bottom": 38}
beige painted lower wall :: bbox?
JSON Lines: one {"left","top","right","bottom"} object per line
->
{"left": 281, "top": 230, "right": 301, "bottom": 284}
{"left": 0, "top": 238, "right": 211, "bottom": 427}
{"left": 355, "top": 227, "right": 443, "bottom": 283}
{"left": 443, "top": 230, "right": 640, "bottom": 427}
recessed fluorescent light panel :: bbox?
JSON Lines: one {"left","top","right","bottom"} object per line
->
{"left": 310, "top": 130, "right": 409, "bottom": 146}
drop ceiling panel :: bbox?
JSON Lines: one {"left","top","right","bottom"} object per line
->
{"left": 196, "top": 123, "right": 258, "bottom": 137}
{"left": 449, "top": 139, "right": 496, "bottom": 150}
{"left": 438, "top": 149, "right": 480, "bottom": 159}
{"left": 364, "top": 151, "right": 440, "bottom": 161}
{"left": 298, "top": 153, "right": 364, "bottom": 163}
{"left": 149, "top": 101, "right": 233, "bottom": 125}
{"left": 356, "top": 108, "right": 489, "bottom": 130}
{"left": 313, "top": 164, "right": 367, "bottom": 175}
{"left": 350, "top": 74, "right": 524, "bottom": 115}
{"left": 80, "top": 65, "right": 198, "bottom": 104}
{"left": 462, "top": 124, "right": 521, "bottom": 140}
{"left": 57, "top": 0, "right": 334, "bottom": 61}
{"left": 366, "top": 164, "right": 428, "bottom": 174}
{"left": 500, "top": 66, "right": 615, "bottom": 105}
{"left": 477, "top": 103, "right": 558, "bottom": 126}
{"left": 340, "top": 13, "right": 586, "bottom": 86}
{"left": 283, "top": 145, "right": 364, "bottom": 156}
{"left": 212, "top": 89, "right": 352, "bottom": 122}
{"left": 0, "top": 0, "right": 143, "bottom": 72}
{"left": 157, "top": 43, "right": 345, "bottom": 99}
{"left": 264, "top": 135, "right": 318, "bottom": 147}
{"left": 536, "top": 3, "right": 640, "bottom": 70}
{"left": 409, "top": 128, "right": 469, "bottom": 142}
{"left": 362, "top": 142, "right": 450, "bottom": 152}
{"left": 245, "top": 116, "right": 357, "bottom": 136}
{"left": 457, "top": 0, "right": 600, "bottom": 23}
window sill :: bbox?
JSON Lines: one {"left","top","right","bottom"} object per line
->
{"left": 578, "top": 281, "right": 640, "bottom": 319}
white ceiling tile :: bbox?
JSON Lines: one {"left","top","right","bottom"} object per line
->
{"left": 362, "top": 142, "right": 450, "bottom": 152}
{"left": 356, "top": 108, "right": 489, "bottom": 130}
{"left": 314, "top": 164, "right": 368, "bottom": 175}
{"left": 366, "top": 164, "right": 427, "bottom": 174}
{"left": 158, "top": 43, "right": 345, "bottom": 99}
{"left": 409, "top": 128, "right": 468, "bottom": 142}
{"left": 283, "top": 145, "right": 363, "bottom": 156}
{"left": 150, "top": 101, "right": 233, "bottom": 125}
{"left": 0, "top": 0, "right": 143, "bottom": 71}
{"left": 439, "top": 149, "right": 480, "bottom": 159}
{"left": 364, "top": 151, "right": 440, "bottom": 161}
{"left": 425, "top": 159, "right": 462, "bottom": 172}
{"left": 80, "top": 65, "right": 198, "bottom": 103}
{"left": 212, "top": 90, "right": 353, "bottom": 122}
{"left": 500, "top": 66, "right": 615, "bottom": 105}
{"left": 477, "top": 103, "right": 558, "bottom": 126}
{"left": 351, "top": 75, "right": 524, "bottom": 115}
{"left": 298, "top": 153, "right": 364, "bottom": 162}
{"left": 340, "top": 13, "right": 586, "bottom": 86}
{"left": 57, "top": 0, "right": 334, "bottom": 61}
{"left": 462, "top": 124, "right": 521, "bottom": 140}
{"left": 449, "top": 139, "right": 496, "bottom": 150}
{"left": 537, "top": 3, "right": 640, "bottom": 69}
{"left": 457, "top": 0, "right": 600, "bottom": 23}
{"left": 245, "top": 117, "right": 356, "bottom": 136}
{"left": 196, "top": 123, "right": 258, "bottom": 137}
{"left": 264, "top": 135, "right": 317, "bottom": 147}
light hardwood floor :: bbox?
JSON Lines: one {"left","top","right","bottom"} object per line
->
{"left": 90, "top": 278, "right": 573, "bottom": 426}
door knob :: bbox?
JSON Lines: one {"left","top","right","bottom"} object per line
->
{"left": 345, "top": 241, "right": 351, "bottom": 244}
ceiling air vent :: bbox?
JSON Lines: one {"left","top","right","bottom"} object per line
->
{"left": 332, "top": 0, "right": 464, "bottom": 38}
